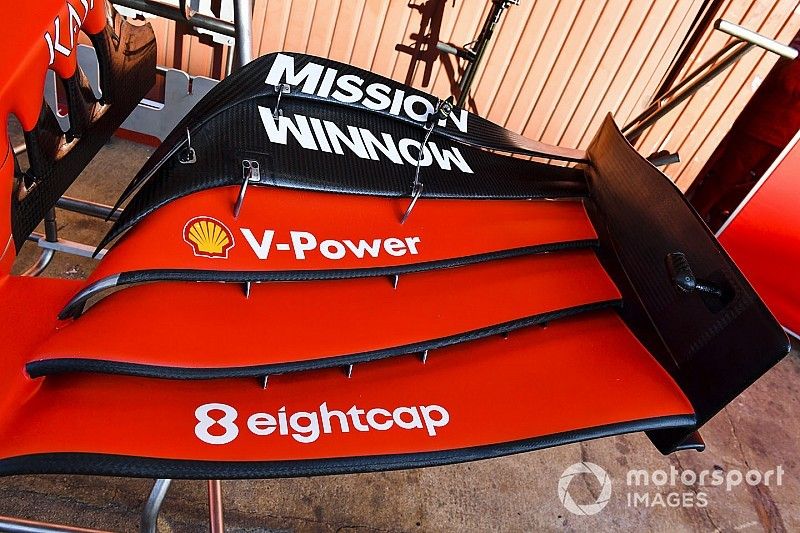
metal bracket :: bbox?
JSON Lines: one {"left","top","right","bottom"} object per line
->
{"left": 179, "top": 128, "right": 197, "bottom": 164}
{"left": 400, "top": 97, "right": 454, "bottom": 224}
{"left": 273, "top": 83, "right": 290, "bottom": 118}
{"left": 234, "top": 159, "right": 260, "bottom": 218}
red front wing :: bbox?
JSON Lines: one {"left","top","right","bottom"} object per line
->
{"left": 0, "top": 4, "right": 786, "bottom": 478}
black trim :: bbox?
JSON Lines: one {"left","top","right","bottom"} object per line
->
{"left": 32, "top": 300, "right": 620, "bottom": 379}
{"left": 61, "top": 239, "right": 599, "bottom": 319}
{"left": 0, "top": 414, "right": 696, "bottom": 478}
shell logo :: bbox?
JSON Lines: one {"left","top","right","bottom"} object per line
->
{"left": 183, "top": 216, "right": 235, "bottom": 258}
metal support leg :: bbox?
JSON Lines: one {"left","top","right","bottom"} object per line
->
{"left": 22, "top": 209, "right": 58, "bottom": 277}
{"left": 43, "top": 209, "right": 58, "bottom": 244}
{"left": 113, "top": 0, "right": 236, "bottom": 37}
{"left": 207, "top": 481, "right": 224, "bottom": 533}
{"left": 225, "top": 43, "right": 235, "bottom": 77}
{"left": 232, "top": 0, "right": 253, "bottom": 69}
{"left": 140, "top": 479, "right": 172, "bottom": 533}
{"left": 56, "top": 196, "right": 119, "bottom": 221}
{"left": 20, "top": 249, "right": 55, "bottom": 277}
{"left": 0, "top": 516, "right": 110, "bottom": 533}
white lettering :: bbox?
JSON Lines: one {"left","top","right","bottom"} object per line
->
{"left": 263, "top": 54, "right": 470, "bottom": 132}
{"left": 290, "top": 231, "right": 317, "bottom": 259}
{"left": 323, "top": 121, "right": 370, "bottom": 159}
{"left": 196, "top": 402, "right": 450, "bottom": 445}
{"left": 265, "top": 53, "right": 324, "bottom": 93}
{"left": 240, "top": 228, "right": 275, "bottom": 259}
{"left": 383, "top": 237, "right": 407, "bottom": 257}
{"left": 258, "top": 106, "right": 318, "bottom": 150}
{"left": 342, "top": 239, "right": 381, "bottom": 258}
{"left": 331, "top": 74, "right": 364, "bottom": 103}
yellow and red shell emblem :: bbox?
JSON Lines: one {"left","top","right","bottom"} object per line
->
{"left": 183, "top": 216, "right": 235, "bottom": 258}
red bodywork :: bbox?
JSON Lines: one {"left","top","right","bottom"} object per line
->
{"left": 0, "top": 276, "right": 692, "bottom": 473}
{"left": 0, "top": 1, "right": 785, "bottom": 479}
{"left": 91, "top": 186, "right": 597, "bottom": 277}
{"left": 0, "top": 0, "right": 106, "bottom": 269}
{"left": 719, "top": 131, "right": 800, "bottom": 337}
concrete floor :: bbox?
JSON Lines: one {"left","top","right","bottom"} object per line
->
{"left": 1, "top": 133, "right": 798, "bottom": 532}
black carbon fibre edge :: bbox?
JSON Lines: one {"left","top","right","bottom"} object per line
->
{"left": 32, "top": 300, "right": 620, "bottom": 379}
{"left": 0, "top": 415, "right": 696, "bottom": 478}
{"left": 61, "top": 239, "right": 598, "bottom": 319}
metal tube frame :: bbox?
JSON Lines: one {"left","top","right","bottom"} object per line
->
{"left": 232, "top": 0, "right": 253, "bottom": 68}
{"left": 623, "top": 41, "right": 754, "bottom": 143}
{"left": 140, "top": 479, "right": 172, "bottom": 533}
{"left": 0, "top": 516, "right": 110, "bottom": 533}
{"left": 113, "top": 0, "right": 236, "bottom": 37}
{"left": 623, "top": 18, "right": 798, "bottom": 143}
{"left": 207, "top": 480, "right": 225, "bottom": 533}
{"left": 6, "top": 0, "right": 250, "bottom": 530}
{"left": 56, "top": 196, "right": 119, "bottom": 221}
{"left": 454, "top": 0, "right": 517, "bottom": 108}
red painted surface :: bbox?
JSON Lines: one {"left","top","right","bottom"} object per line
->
{"left": 0, "top": 2, "right": 696, "bottom": 469}
{"left": 93, "top": 186, "right": 597, "bottom": 280}
{"left": 35, "top": 250, "right": 619, "bottom": 370}
{"left": 719, "top": 132, "right": 800, "bottom": 336}
{"left": 0, "top": 276, "right": 691, "bottom": 464}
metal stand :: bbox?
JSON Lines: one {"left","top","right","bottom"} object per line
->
{"left": 436, "top": 0, "right": 519, "bottom": 108}
{"left": 140, "top": 480, "right": 172, "bottom": 533}
{"left": 0, "top": 517, "right": 109, "bottom": 533}
{"left": 622, "top": 19, "right": 798, "bottom": 144}
{"left": 0, "top": 479, "right": 222, "bottom": 533}
{"left": 232, "top": 0, "right": 253, "bottom": 68}
{"left": 207, "top": 481, "right": 224, "bottom": 533}
{"left": 138, "top": 480, "right": 224, "bottom": 533}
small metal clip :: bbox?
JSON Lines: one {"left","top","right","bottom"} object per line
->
{"left": 273, "top": 83, "right": 290, "bottom": 118}
{"left": 260, "top": 375, "right": 269, "bottom": 389}
{"left": 179, "top": 128, "right": 196, "bottom": 164}
{"left": 420, "top": 349, "right": 429, "bottom": 364}
{"left": 234, "top": 160, "right": 260, "bottom": 218}
{"left": 400, "top": 181, "right": 423, "bottom": 224}
{"left": 400, "top": 97, "right": 455, "bottom": 224}
{"left": 345, "top": 364, "right": 354, "bottom": 378}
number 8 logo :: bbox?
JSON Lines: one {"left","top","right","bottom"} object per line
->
{"left": 195, "top": 403, "right": 240, "bottom": 445}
